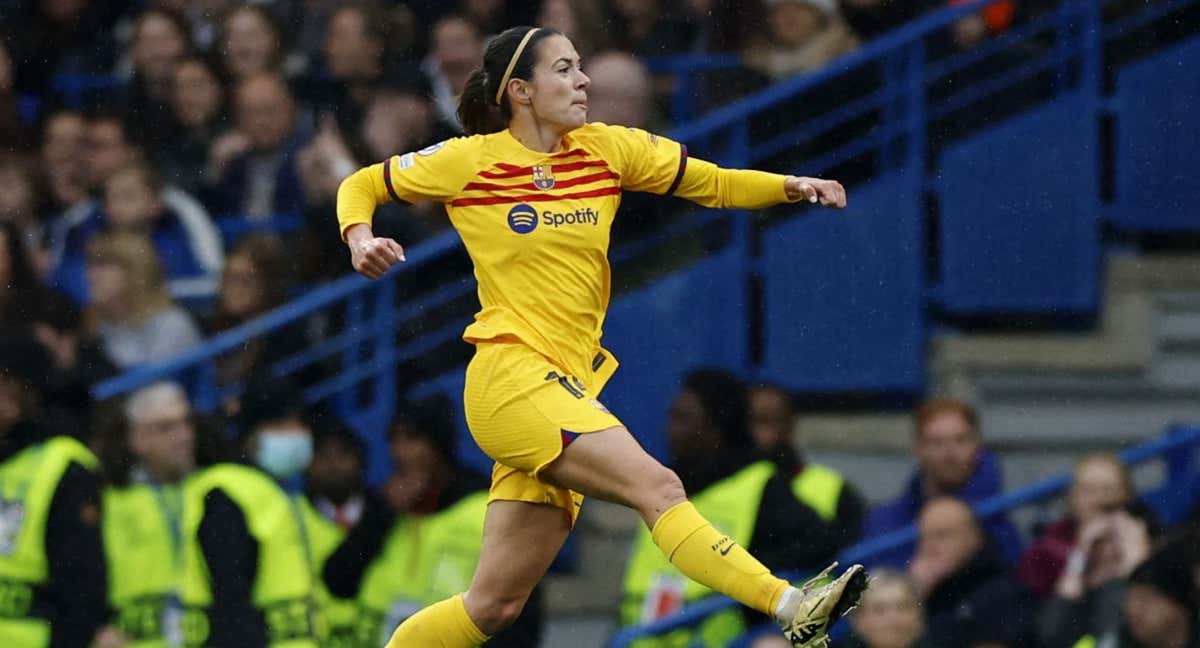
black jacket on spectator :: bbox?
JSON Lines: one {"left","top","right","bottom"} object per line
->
{"left": 767, "top": 443, "right": 865, "bottom": 557}
{"left": 323, "top": 470, "right": 542, "bottom": 647}
{"left": 924, "top": 543, "right": 1036, "bottom": 648}
{"left": 0, "top": 420, "right": 107, "bottom": 648}
{"left": 678, "top": 445, "right": 851, "bottom": 575}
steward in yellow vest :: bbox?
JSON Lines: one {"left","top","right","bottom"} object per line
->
{"left": 750, "top": 384, "right": 865, "bottom": 556}
{"left": 621, "top": 369, "right": 861, "bottom": 647}
{"left": 181, "top": 378, "right": 317, "bottom": 648}
{"left": 322, "top": 397, "right": 543, "bottom": 647}
{"left": 0, "top": 335, "right": 107, "bottom": 647}
{"left": 299, "top": 425, "right": 374, "bottom": 647}
{"left": 96, "top": 382, "right": 219, "bottom": 648}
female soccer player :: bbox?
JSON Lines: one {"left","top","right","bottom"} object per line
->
{"left": 336, "top": 26, "right": 867, "bottom": 648}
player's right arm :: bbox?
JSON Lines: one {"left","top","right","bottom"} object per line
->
{"left": 336, "top": 139, "right": 476, "bottom": 279}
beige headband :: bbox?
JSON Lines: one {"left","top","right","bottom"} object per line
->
{"left": 494, "top": 28, "right": 540, "bottom": 106}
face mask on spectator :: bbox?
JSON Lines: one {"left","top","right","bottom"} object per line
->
{"left": 256, "top": 429, "right": 313, "bottom": 479}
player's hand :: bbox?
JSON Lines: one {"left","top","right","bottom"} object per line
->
{"left": 346, "top": 225, "right": 405, "bottom": 279}
{"left": 785, "top": 176, "right": 847, "bottom": 208}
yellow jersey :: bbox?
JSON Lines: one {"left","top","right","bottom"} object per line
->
{"left": 337, "top": 122, "right": 795, "bottom": 382}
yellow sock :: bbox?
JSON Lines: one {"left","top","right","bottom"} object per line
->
{"left": 384, "top": 593, "right": 490, "bottom": 648}
{"left": 651, "top": 501, "right": 790, "bottom": 615}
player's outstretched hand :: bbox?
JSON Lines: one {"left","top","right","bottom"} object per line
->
{"left": 346, "top": 224, "right": 406, "bottom": 279}
{"left": 785, "top": 176, "right": 847, "bottom": 208}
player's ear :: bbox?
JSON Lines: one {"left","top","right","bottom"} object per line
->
{"left": 513, "top": 79, "right": 533, "bottom": 105}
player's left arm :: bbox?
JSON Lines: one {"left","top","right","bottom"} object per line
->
{"left": 601, "top": 124, "right": 846, "bottom": 210}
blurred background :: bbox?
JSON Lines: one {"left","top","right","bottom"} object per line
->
{"left": 1, "top": 0, "right": 1199, "bottom": 647}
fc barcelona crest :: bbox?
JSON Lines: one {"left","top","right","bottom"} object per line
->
{"left": 532, "top": 165, "right": 556, "bottom": 190}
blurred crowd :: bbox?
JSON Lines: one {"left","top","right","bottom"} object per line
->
{"left": 6, "top": 339, "right": 1200, "bottom": 647}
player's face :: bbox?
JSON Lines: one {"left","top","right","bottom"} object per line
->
{"left": 527, "top": 35, "right": 590, "bottom": 131}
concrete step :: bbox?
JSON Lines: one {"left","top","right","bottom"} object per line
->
{"left": 1150, "top": 347, "right": 1200, "bottom": 388}
{"left": 1156, "top": 292, "right": 1200, "bottom": 346}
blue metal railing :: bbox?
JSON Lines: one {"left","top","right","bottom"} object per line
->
{"left": 610, "top": 424, "right": 1200, "bottom": 647}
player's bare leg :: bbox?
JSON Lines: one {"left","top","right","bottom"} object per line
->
{"left": 462, "top": 500, "right": 570, "bottom": 633}
{"left": 541, "top": 425, "right": 868, "bottom": 647}
{"left": 384, "top": 499, "right": 568, "bottom": 647}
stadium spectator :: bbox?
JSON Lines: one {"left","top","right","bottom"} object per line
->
{"left": 424, "top": 15, "right": 484, "bottom": 134}
{"left": 0, "top": 222, "right": 53, "bottom": 333}
{"left": 0, "top": 333, "right": 108, "bottom": 646}
{"left": 216, "top": 4, "right": 286, "bottom": 82}
{"left": 305, "top": 424, "right": 368, "bottom": 531}
{"left": 299, "top": 424, "right": 370, "bottom": 645}
{"left": 911, "top": 497, "right": 1035, "bottom": 648}
{"left": 304, "top": 1, "right": 393, "bottom": 137}
{"left": 864, "top": 398, "right": 1023, "bottom": 565}
{"left": 206, "top": 72, "right": 307, "bottom": 219}
{"left": 536, "top": 0, "right": 613, "bottom": 58}
{"left": 206, "top": 233, "right": 312, "bottom": 413}
{"left": 621, "top": 369, "right": 853, "bottom": 646}
{"left": 93, "top": 381, "right": 216, "bottom": 648}
{"left": 744, "top": 0, "right": 861, "bottom": 81}
{"left": 1037, "top": 505, "right": 1157, "bottom": 648}
{"left": 83, "top": 231, "right": 203, "bottom": 369}
{"left": 124, "top": 7, "right": 192, "bottom": 151}
{"left": 749, "top": 383, "right": 865, "bottom": 552}
{"left": 30, "top": 291, "right": 118, "bottom": 411}
{"left": 582, "top": 51, "right": 656, "bottom": 129}
{"left": 608, "top": 0, "right": 697, "bottom": 57}
{"left": 38, "top": 108, "right": 89, "bottom": 220}
{"left": 53, "top": 159, "right": 223, "bottom": 302}
{"left": 161, "top": 56, "right": 230, "bottom": 193}
{"left": 183, "top": 376, "right": 317, "bottom": 648}
{"left": 323, "top": 395, "right": 543, "bottom": 647}
{"left": 11, "top": 0, "right": 120, "bottom": 90}
{"left": 0, "top": 34, "right": 27, "bottom": 152}
{"left": 0, "top": 155, "right": 45, "bottom": 266}
{"left": 1067, "top": 542, "right": 1199, "bottom": 648}
{"left": 1020, "top": 453, "right": 1137, "bottom": 597}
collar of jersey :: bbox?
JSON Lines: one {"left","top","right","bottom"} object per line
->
{"left": 497, "top": 128, "right": 578, "bottom": 161}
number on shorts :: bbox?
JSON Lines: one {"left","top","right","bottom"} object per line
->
{"left": 544, "top": 371, "right": 585, "bottom": 399}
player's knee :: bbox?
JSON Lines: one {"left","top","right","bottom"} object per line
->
{"left": 467, "top": 589, "right": 530, "bottom": 633}
{"left": 636, "top": 464, "right": 686, "bottom": 519}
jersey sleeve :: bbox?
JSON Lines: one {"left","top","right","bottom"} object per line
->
{"left": 337, "top": 137, "right": 478, "bottom": 239}
{"left": 380, "top": 138, "right": 479, "bottom": 204}
{"left": 591, "top": 124, "right": 688, "bottom": 195}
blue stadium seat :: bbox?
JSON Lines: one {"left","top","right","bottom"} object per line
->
{"left": 759, "top": 169, "right": 926, "bottom": 394}
{"left": 1111, "top": 37, "right": 1200, "bottom": 233}
{"left": 602, "top": 247, "right": 750, "bottom": 462}
{"left": 934, "top": 94, "right": 1099, "bottom": 315}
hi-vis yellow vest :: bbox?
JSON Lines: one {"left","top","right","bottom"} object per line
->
{"left": 102, "top": 483, "right": 183, "bottom": 648}
{"left": 180, "top": 464, "right": 316, "bottom": 648}
{"left": 0, "top": 436, "right": 98, "bottom": 648}
{"left": 357, "top": 491, "right": 488, "bottom": 646}
{"left": 620, "top": 461, "right": 776, "bottom": 648}
{"left": 295, "top": 496, "right": 367, "bottom": 648}
{"left": 790, "top": 464, "right": 845, "bottom": 523}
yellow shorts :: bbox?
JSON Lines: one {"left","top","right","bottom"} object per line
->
{"left": 463, "top": 341, "right": 622, "bottom": 526}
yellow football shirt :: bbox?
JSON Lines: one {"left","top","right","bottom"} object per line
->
{"left": 338, "top": 122, "right": 795, "bottom": 384}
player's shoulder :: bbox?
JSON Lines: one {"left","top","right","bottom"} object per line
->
{"left": 573, "top": 122, "right": 664, "bottom": 159}
{"left": 572, "top": 121, "right": 639, "bottom": 144}
{"left": 395, "top": 134, "right": 483, "bottom": 166}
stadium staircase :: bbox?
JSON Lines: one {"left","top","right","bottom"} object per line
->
{"left": 92, "top": 0, "right": 1200, "bottom": 644}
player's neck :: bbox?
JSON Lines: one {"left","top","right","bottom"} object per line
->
{"left": 508, "top": 115, "right": 567, "bottom": 154}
